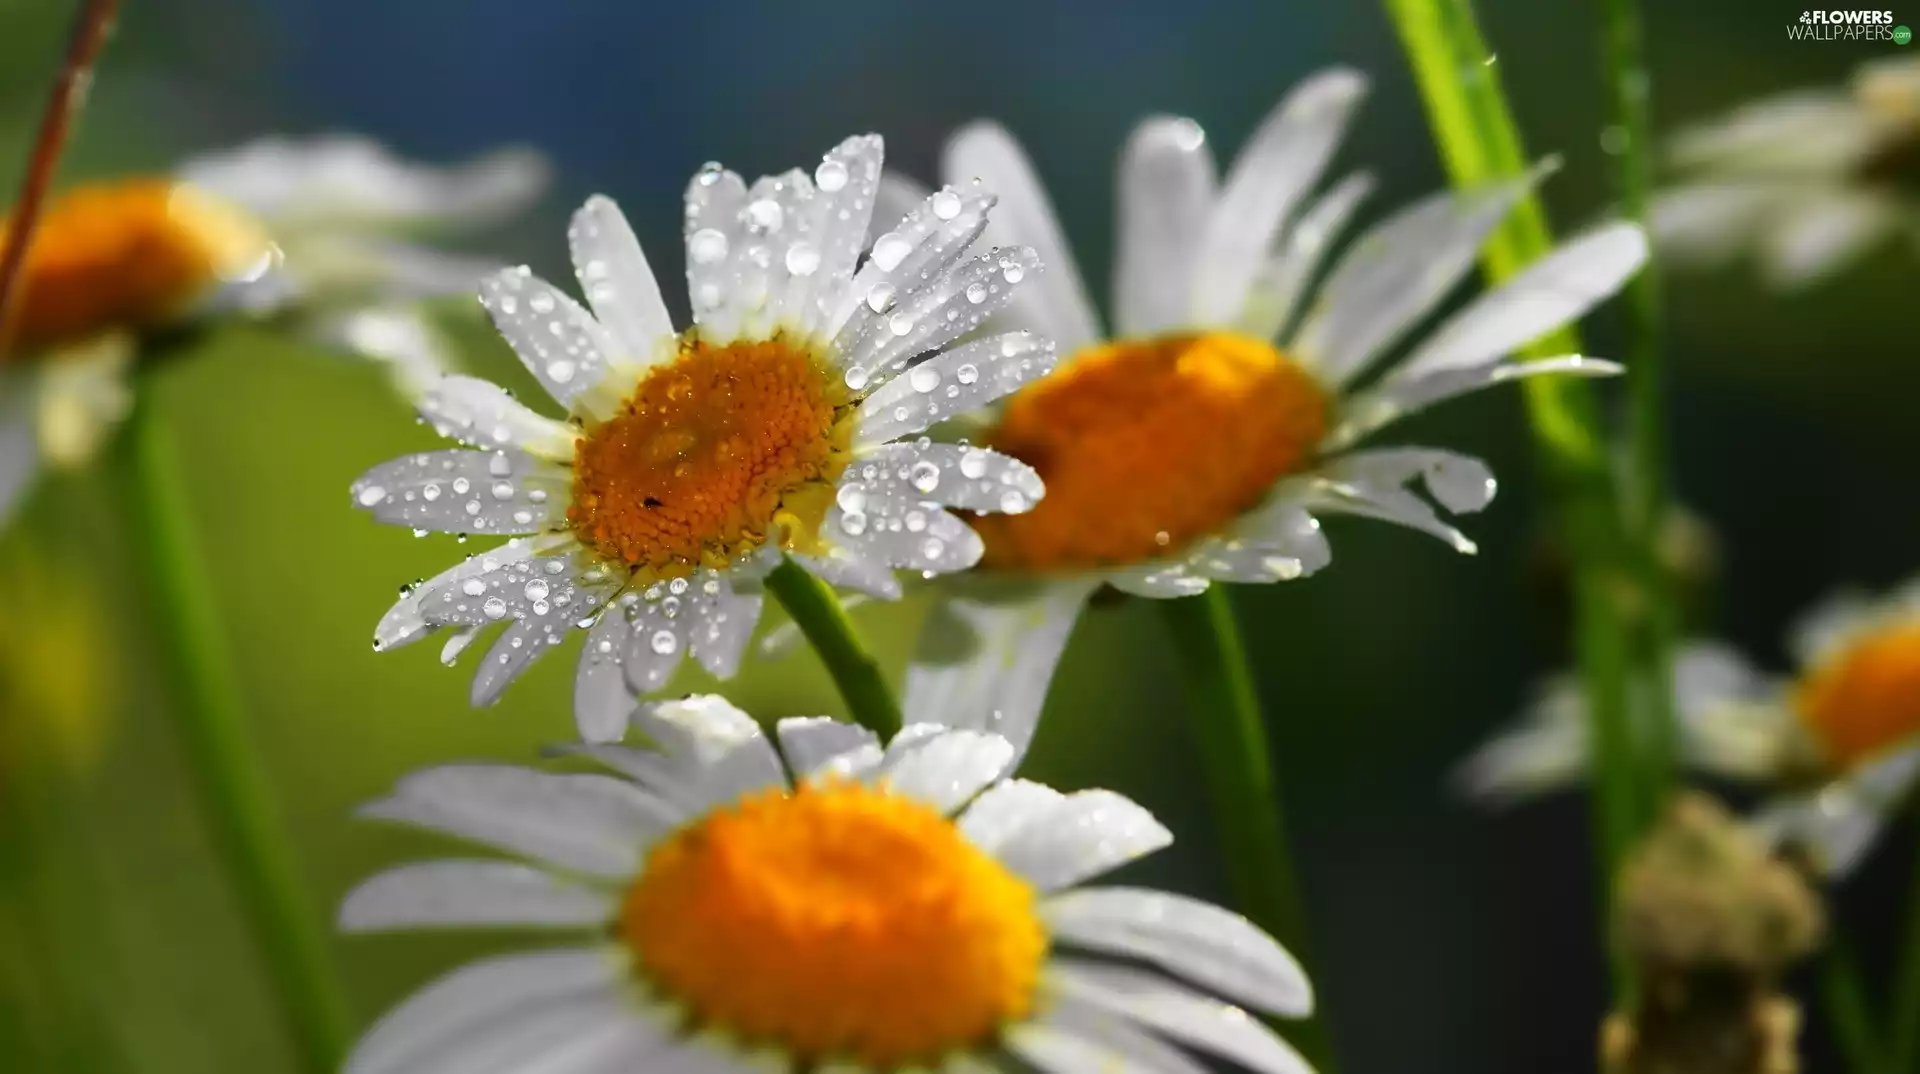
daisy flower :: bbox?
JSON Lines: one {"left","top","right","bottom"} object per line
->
{"left": 894, "top": 69, "right": 1642, "bottom": 751}
{"left": 352, "top": 135, "right": 1055, "bottom": 742}
{"left": 0, "top": 135, "right": 547, "bottom": 527}
{"left": 1652, "top": 54, "right": 1920, "bottom": 289}
{"left": 340, "top": 694, "right": 1313, "bottom": 1074}
{"left": 1458, "top": 574, "right": 1920, "bottom": 878}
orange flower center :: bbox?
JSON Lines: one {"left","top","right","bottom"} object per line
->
{"left": 1793, "top": 621, "right": 1920, "bottom": 770}
{"left": 568, "top": 335, "right": 853, "bottom": 578}
{"left": 973, "top": 331, "right": 1330, "bottom": 571}
{"left": 621, "top": 780, "right": 1046, "bottom": 1067}
{"left": 0, "top": 179, "right": 265, "bottom": 357}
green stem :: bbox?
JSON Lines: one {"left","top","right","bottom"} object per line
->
{"left": 1824, "top": 930, "right": 1885, "bottom": 1074}
{"left": 1159, "top": 588, "right": 1338, "bottom": 1073}
{"left": 1601, "top": 0, "right": 1680, "bottom": 814}
{"left": 110, "top": 396, "right": 352, "bottom": 1074}
{"left": 763, "top": 557, "right": 902, "bottom": 738}
{"left": 1888, "top": 827, "right": 1920, "bottom": 1073}
{"left": 1384, "top": 0, "right": 1646, "bottom": 994}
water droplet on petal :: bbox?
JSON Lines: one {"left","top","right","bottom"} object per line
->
{"left": 651, "top": 629, "right": 679, "bottom": 655}
{"left": 909, "top": 366, "right": 940, "bottom": 393}
{"left": 931, "top": 190, "right": 963, "bottom": 220}
{"left": 959, "top": 449, "right": 989, "bottom": 479}
{"left": 357, "top": 485, "right": 387, "bottom": 507}
{"left": 956, "top": 363, "right": 980, "bottom": 385}
{"left": 910, "top": 460, "right": 940, "bottom": 493}
{"left": 841, "top": 511, "right": 868, "bottom": 536}
{"left": 785, "top": 242, "right": 821, "bottom": 276}
{"left": 482, "top": 597, "right": 508, "bottom": 620}
{"left": 689, "top": 228, "right": 730, "bottom": 264}
{"left": 998, "top": 489, "right": 1028, "bottom": 513}
{"left": 837, "top": 485, "right": 868, "bottom": 513}
{"left": 964, "top": 282, "right": 988, "bottom": 304}
{"left": 871, "top": 233, "right": 913, "bottom": 272}
{"left": 815, "top": 158, "right": 849, "bottom": 192}
{"left": 745, "top": 199, "right": 784, "bottom": 233}
{"left": 524, "top": 579, "right": 550, "bottom": 602}
{"left": 865, "top": 282, "right": 897, "bottom": 312}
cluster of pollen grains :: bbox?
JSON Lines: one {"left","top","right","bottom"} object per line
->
{"left": 974, "top": 331, "right": 1331, "bottom": 571}
{"left": 0, "top": 179, "right": 265, "bottom": 357}
{"left": 568, "top": 335, "right": 853, "bottom": 577}
{"left": 621, "top": 781, "right": 1047, "bottom": 1068}
{"left": 1793, "top": 620, "right": 1920, "bottom": 770}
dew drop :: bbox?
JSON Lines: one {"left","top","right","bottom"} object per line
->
{"left": 964, "top": 282, "right": 988, "bottom": 304}
{"left": 488, "top": 453, "right": 512, "bottom": 477}
{"left": 871, "top": 233, "right": 913, "bottom": 272}
{"left": 998, "top": 489, "right": 1028, "bottom": 513}
{"left": 844, "top": 366, "right": 871, "bottom": 391}
{"left": 841, "top": 511, "right": 868, "bottom": 536}
{"left": 956, "top": 363, "right": 980, "bottom": 385}
{"left": 865, "top": 282, "right": 897, "bottom": 312}
{"left": 815, "top": 158, "right": 849, "bottom": 192}
{"left": 910, "top": 460, "right": 940, "bottom": 493}
{"left": 785, "top": 243, "right": 821, "bottom": 276}
{"left": 357, "top": 485, "right": 388, "bottom": 507}
{"left": 837, "top": 485, "right": 868, "bottom": 513}
{"left": 1001, "top": 262, "right": 1025, "bottom": 284}
{"left": 491, "top": 481, "right": 514, "bottom": 501}
{"left": 461, "top": 578, "right": 487, "bottom": 597}
{"left": 528, "top": 291, "right": 556, "bottom": 314}
{"left": 650, "top": 630, "right": 679, "bottom": 655}
{"left": 689, "top": 228, "right": 730, "bottom": 264}
{"left": 920, "top": 537, "right": 945, "bottom": 561}
{"left": 423, "top": 483, "right": 442, "bottom": 502}
{"left": 888, "top": 312, "right": 915, "bottom": 337}
{"left": 482, "top": 597, "right": 508, "bottom": 620}
{"left": 931, "top": 189, "right": 963, "bottom": 220}
{"left": 909, "top": 366, "right": 940, "bottom": 393}
{"left": 524, "top": 579, "right": 550, "bottom": 602}
{"left": 452, "top": 477, "right": 471, "bottom": 495}
{"left": 745, "top": 199, "right": 784, "bottom": 232}
{"left": 959, "top": 449, "right": 990, "bottom": 479}
{"left": 547, "top": 360, "right": 576, "bottom": 384}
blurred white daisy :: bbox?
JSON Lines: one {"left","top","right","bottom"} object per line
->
{"left": 1652, "top": 54, "right": 1920, "bottom": 289}
{"left": 1459, "top": 574, "right": 1920, "bottom": 878}
{"left": 0, "top": 135, "right": 547, "bottom": 528}
{"left": 353, "top": 135, "right": 1055, "bottom": 742}
{"left": 893, "top": 70, "right": 1640, "bottom": 755}
{"left": 340, "top": 694, "right": 1313, "bottom": 1074}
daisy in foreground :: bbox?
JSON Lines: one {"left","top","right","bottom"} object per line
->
{"left": 0, "top": 135, "right": 545, "bottom": 527}
{"left": 1652, "top": 54, "right": 1920, "bottom": 289}
{"left": 1459, "top": 574, "right": 1920, "bottom": 878}
{"left": 340, "top": 695, "right": 1313, "bottom": 1074}
{"left": 354, "top": 136, "right": 1054, "bottom": 741}
{"left": 894, "top": 69, "right": 1644, "bottom": 745}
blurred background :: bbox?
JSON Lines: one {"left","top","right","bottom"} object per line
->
{"left": 1, "top": 0, "right": 1915, "bottom": 1071}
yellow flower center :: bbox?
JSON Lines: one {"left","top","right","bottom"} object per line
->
{"left": 568, "top": 335, "right": 854, "bottom": 578}
{"left": 0, "top": 179, "right": 265, "bottom": 357}
{"left": 1794, "top": 621, "right": 1920, "bottom": 770}
{"left": 621, "top": 780, "right": 1046, "bottom": 1068}
{"left": 973, "top": 331, "right": 1330, "bottom": 571}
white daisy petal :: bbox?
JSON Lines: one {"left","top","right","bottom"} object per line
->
{"left": 374, "top": 539, "right": 540, "bottom": 653}
{"left": 321, "top": 304, "right": 458, "bottom": 402}
{"left": 1044, "top": 886, "right": 1313, "bottom": 1016}
{"left": 839, "top": 244, "right": 1042, "bottom": 390}
{"left": 345, "top": 949, "right": 622, "bottom": 1074}
{"left": 1107, "top": 562, "right": 1212, "bottom": 599}
{"left": 1239, "top": 171, "right": 1374, "bottom": 341}
{"left": 1453, "top": 673, "right": 1590, "bottom": 802}
{"left": 871, "top": 172, "right": 934, "bottom": 249}
{"left": 1197, "top": 501, "right": 1332, "bottom": 582}
{"left": 689, "top": 585, "right": 763, "bottom": 680}
{"left": 1010, "top": 995, "right": 1211, "bottom": 1074}
{"left": 805, "top": 135, "right": 888, "bottom": 323}
{"left": 387, "top": 993, "right": 649, "bottom": 1074}
{"left": 942, "top": 122, "right": 1101, "bottom": 350}
{"left": 417, "top": 374, "right": 578, "bottom": 461}
{"left": 627, "top": 695, "right": 788, "bottom": 807}
{"left": 1667, "top": 91, "right": 1881, "bottom": 174}
{"left": 774, "top": 716, "right": 883, "bottom": 780}
{"left": 416, "top": 544, "right": 616, "bottom": 633}
{"left": 1328, "top": 356, "right": 1622, "bottom": 450}
{"left": 873, "top": 729, "right": 1015, "bottom": 813}
{"left": 1049, "top": 958, "right": 1314, "bottom": 1074}
{"left": 904, "top": 581, "right": 1097, "bottom": 766}
{"left": 993, "top": 790, "right": 1171, "bottom": 892}
{"left": 569, "top": 195, "right": 676, "bottom": 369}
{"left": 852, "top": 331, "right": 1058, "bottom": 447}
{"left": 1760, "top": 191, "right": 1899, "bottom": 288}
{"left": 573, "top": 608, "right": 636, "bottom": 743}
{"left": 958, "top": 778, "right": 1067, "bottom": 852}
{"left": 180, "top": 136, "right": 548, "bottom": 230}
{"left": 843, "top": 441, "right": 1043, "bottom": 516}
{"left": 823, "top": 500, "right": 983, "bottom": 574}
{"left": 1294, "top": 167, "right": 1547, "bottom": 387}
{"left": 787, "top": 548, "right": 902, "bottom": 600}
{"left": 609, "top": 570, "right": 763, "bottom": 693}
{"left": 352, "top": 449, "right": 569, "bottom": 535}
{"left": 478, "top": 268, "right": 625, "bottom": 421}
{"left": 339, "top": 860, "right": 614, "bottom": 932}
{"left": 1114, "top": 116, "right": 1218, "bottom": 338}
{"left": 1751, "top": 743, "right": 1920, "bottom": 877}
{"left": 830, "top": 184, "right": 996, "bottom": 347}
{"left": 470, "top": 617, "right": 571, "bottom": 707}
{"left": 683, "top": 164, "right": 750, "bottom": 341}
{"left": 732, "top": 169, "right": 822, "bottom": 339}
{"left": 1649, "top": 181, "right": 1789, "bottom": 265}
{"left": 358, "top": 765, "right": 671, "bottom": 877}
{"left": 1321, "top": 448, "right": 1497, "bottom": 514}
{"left": 1389, "top": 223, "right": 1647, "bottom": 379}
{"left": 1192, "top": 68, "right": 1368, "bottom": 326}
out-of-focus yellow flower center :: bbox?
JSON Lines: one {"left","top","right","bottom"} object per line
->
{"left": 0, "top": 179, "right": 265, "bottom": 357}
{"left": 621, "top": 780, "right": 1046, "bottom": 1068}
{"left": 568, "top": 335, "right": 853, "bottom": 579}
{"left": 973, "top": 331, "right": 1330, "bottom": 571}
{"left": 1794, "top": 621, "right": 1920, "bottom": 770}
